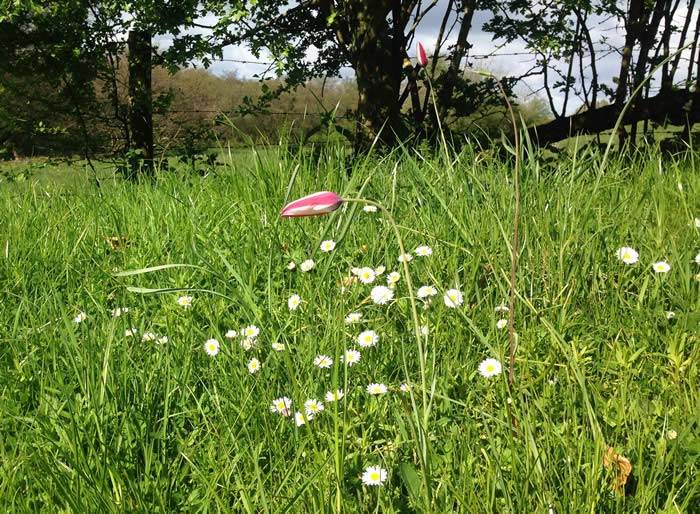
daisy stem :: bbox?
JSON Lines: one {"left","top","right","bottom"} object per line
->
{"left": 344, "top": 197, "right": 432, "bottom": 503}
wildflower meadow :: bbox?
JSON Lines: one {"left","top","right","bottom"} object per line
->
{"left": 1, "top": 143, "right": 699, "bottom": 512}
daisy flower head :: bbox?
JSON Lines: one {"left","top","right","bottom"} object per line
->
{"left": 399, "top": 383, "right": 412, "bottom": 393}
{"left": 287, "top": 293, "right": 301, "bottom": 311}
{"left": 695, "top": 252, "right": 700, "bottom": 264}
{"left": 363, "top": 205, "right": 378, "bottom": 213}
{"left": 345, "top": 312, "right": 363, "bottom": 324}
{"left": 240, "top": 338, "right": 257, "bottom": 351}
{"left": 371, "top": 285, "right": 394, "bottom": 305}
{"left": 695, "top": 217, "right": 700, "bottom": 228}
{"left": 386, "top": 271, "right": 401, "bottom": 286}
{"left": 357, "top": 267, "right": 376, "bottom": 284}
{"left": 343, "top": 349, "right": 361, "bottom": 367}
{"left": 398, "top": 253, "right": 413, "bottom": 263}
{"left": 415, "top": 245, "right": 432, "bottom": 257}
{"left": 665, "top": 311, "right": 675, "bottom": 320}
{"left": 204, "top": 338, "right": 220, "bottom": 357}
{"left": 478, "top": 358, "right": 502, "bottom": 378}
{"left": 320, "top": 239, "right": 336, "bottom": 252}
{"left": 287, "top": 261, "right": 296, "bottom": 270}
{"left": 325, "top": 389, "right": 345, "bottom": 402}
{"left": 420, "top": 325, "right": 429, "bottom": 336}
{"left": 294, "top": 411, "right": 307, "bottom": 426}
{"left": 242, "top": 325, "right": 260, "bottom": 339}
{"left": 495, "top": 303, "right": 510, "bottom": 313}
{"left": 361, "top": 466, "right": 388, "bottom": 486}
{"left": 443, "top": 289, "right": 464, "bottom": 308}
{"left": 225, "top": 329, "right": 238, "bottom": 339}
{"left": 272, "top": 342, "right": 285, "bottom": 352}
{"left": 652, "top": 261, "right": 671, "bottom": 273}
{"left": 314, "top": 354, "right": 333, "bottom": 368}
{"left": 367, "top": 383, "right": 388, "bottom": 395}
{"left": 141, "top": 331, "right": 157, "bottom": 342}
{"left": 374, "top": 265, "right": 386, "bottom": 276}
{"left": 358, "top": 330, "right": 379, "bottom": 348}
{"left": 616, "top": 247, "right": 639, "bottom": 265}
{"left": 667, "top": 429, "right": 678, "bottom": 440}
{"left": 496, "top": 319, "right": 508, "bottom": 330}
{"left": 177, "top": 296, "right": 193, "bottom": 308}
{"left": 157, "top": 336, "right": 169, "bottom": 345}
{"left": 125, "top": 327, "right": 137, "bottom": 337}
{"left": 247, "top": 357, "right": 261, "bottom": 374}
{"left": 300, "top": 259, "right": 315, "bottom": 272}
{"left": 304, "top": 399, "right": 325, "bottom": 417}
{"left": 270, "top": 397, "right": 292, "bottom": 416}
{"left": 111, "top": 307, "right": 129, "bottom": 317}
{"left": 417, "top": 285, "right": 437, "bottom": 299}
{"left": 73, "top": 311, "right": 87, "bottom": 324}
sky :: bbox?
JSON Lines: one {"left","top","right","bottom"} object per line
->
{"left": 158, "top": 1, "right": 698, "bottom": 117}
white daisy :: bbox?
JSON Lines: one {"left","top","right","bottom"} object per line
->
{"left": 496, "top": 319, "right": 508, "bottom": 330}
{"left": 204, "top": 338, "right": 220, "bottom": 357}
{"left": 371, "top": 285, "right": 394, "bottom": 305}
{"left": 294, "top": 411, "right": 307, "bottom": 426}
{"left": 177, "top": 296, "right": 193, "bottom": 308}
{"left": 242, "top": 325, "right": 260, "bottom": 339}
{"left": 414, "top": 245, "right": 432, "bottom": 257}
{"left": 156, "top": 336, "right": 169, "bottom": 345}
{"left": 111, "top": 307, "right": 129, "bottom": 317}
{"left": 73, "top": 311, "right": 87, "bottom": 324}
{"left": 374, "top": 265, "right": 386, "bottom": 276}
{"left": 225, "top": 329, "right": 238, "bottom": 339}
{"left": 125, "top": 328, "right": 137, "bottom": 337}
{"left": 420, "top": 325, "right": 429, "bottom": 336}
{"left": 695, "top": 217, "right": 700, "bottom": 228}
{"left": 478, "top": 358, "right": 502, "bottom": 378}
{"left": 363, "top": 205, "right": 378, "bottom": 213}
{"left": 443, "top": 289, "right": 464, "bottom": 308}
{"left": 300, "top": 259, "right": 315, "bottom": 272}
{"left": 314, "top": 355, "right": 333, "bottom": 368}
{"left": 361, "top": 466, "right": 387, "bottom": 486}
{"left": 416, "top": 285, "right": 437, "bottom": 299}
{"left": 287, "top": 294, "right": 301, "bottom": 311}
{"left": 398, "top": 253, "right": 413, "bottom": 263}
{"left": 325, "top": 389, "right": 345, "bottom": 402}
{"left": 287, "top": 261, "right": 296, "bottom": 270}
{"left": 495, "top": 303, "right": 510, "bottom": 313}
{"left": 320, "top": 240, "right": 336, "bottom": 252}
{"left": 399, "top": 383, "right": 412, "bottom": 392}
{"left": 616, "top": 247, "right": 639, "bottom": 265}
{"left": 665, "top": 311, "right": 675, "bottom": 319}
{"left": 141, "top": 332, "right": 157, "bottom": 342}
{"left": 695, "top": 252, "right": 700, "bottom": 264}
{"left": 386, "top": 271, "right": 401, "bottom": 286}
{"left": 304, "top": 399, "right": 324, "bottom": 417}
{"left": 357, "top": 267, "right": 376, "bottom": 284}
{"left": 343, "top": 349, "right": 361, "bottom": 366}
{"left": 247, "top": 357, "right": 261, "bottom": 374}
{"left": 270, "top": 397, "right": 292, "bottom": 416}
{"left": 652, "top": 261, "right": 671, "bottom": 273}
{"left": 344, "top": 312, "right": 363, "bottom": 324}
{"left": 357, "top": 330, "right": 379, "bottom": 348}
{"left": 272, "top": 342, "right": 285, "bottom": 352}
{"left": 367, "top": 383, "right": 388, "bottom": 395}
{"left": 240, "top": 338, "right": 257, "bottom": 351}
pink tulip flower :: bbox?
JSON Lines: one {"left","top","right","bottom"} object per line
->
{"left": 416, "top": 42, "right": 428, "bottom": 67}
{"left": 280, "top": 191, "right": 343, "bottom": 217}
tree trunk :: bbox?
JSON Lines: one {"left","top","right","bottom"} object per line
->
{"left": 127, "top": 29, "right": 153, "bottom": 176}
{"left": 350, "top": 3, "right": 404, "bottom": 152}
{"left": 529, "top": 88, "right": 700, "bottom": 145}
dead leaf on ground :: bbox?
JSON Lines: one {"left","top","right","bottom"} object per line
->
{"left": 603, "top": 446, "right": 633, "bottom": 495}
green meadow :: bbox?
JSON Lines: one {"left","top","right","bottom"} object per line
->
{"left": 0, "top": 143, "right": 698, "bottom": 512}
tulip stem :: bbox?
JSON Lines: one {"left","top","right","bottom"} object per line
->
{"left": 345, "top": 197, "right": 432, "bottom": 505}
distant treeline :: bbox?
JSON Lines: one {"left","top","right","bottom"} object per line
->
{"left": 0, "top": 67, "right": 359, "bottom": 159}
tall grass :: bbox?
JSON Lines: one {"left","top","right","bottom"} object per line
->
{"left": 0, "top": 142, "right": 698, "bottom": 512}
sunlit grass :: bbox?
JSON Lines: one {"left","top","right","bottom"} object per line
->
{"left": 0, "top": 143, "right": 698, "bottom": 512}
